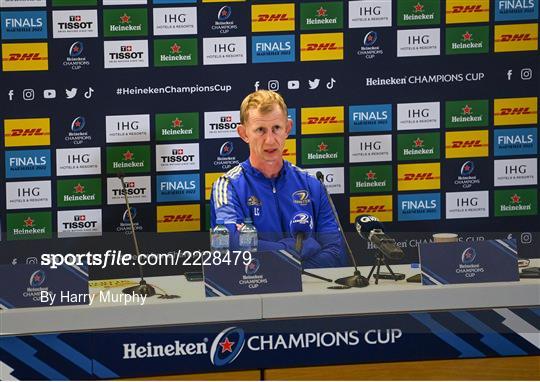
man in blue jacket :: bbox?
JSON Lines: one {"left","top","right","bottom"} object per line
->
{"left": 210, "top": 90, "right": 348, "bottom": 268}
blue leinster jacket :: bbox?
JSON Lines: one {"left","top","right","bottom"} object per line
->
{"left": 210, "top": 159, "right": 348, "bottom": 268}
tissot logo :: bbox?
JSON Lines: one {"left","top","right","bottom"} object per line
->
{"left": 56, "top": 147, "right": 101, "bottom": 176}
{"left": 495, "top": 0, "right": 538, "bottom": 21}
{"left": 348, "top": 0, "right": 392, "bottom": 28}
{"left": 203, "top": 36, "right": 246, "bottom": 65}
{"left": 398, "top": 193, "right": 441, "bottom": 221}
{"left": 157, "top": 204, "right": 200, "bottom": 232}
{"left": 106, "top": 114, "right": 150, "bottom": 143}
{"left": 154, "top": 38, "right": 198, "bottom": 66}
{"left": 157, "top": 174, "right": 200, "bottom": 202}
{"left": 397, "top": 163, "right": 440, "bottom": 191}
{"left": 5, "top": 149, "right": 51, "bottom": 178}
{"left": 155, "top": 112, "right": 199, "bottom": 141}
{"left": 6, "top": 180, "right": 51, "bottom": 209}
{"left": 446, "top": 0, "right": 490, "bottom": 24}
{"left": 52, "top": 10, "right": 98, "bottom": 38}
{"left": 301, "top": 106, "right": 344, "bottom": 134}
{"left": 445, "top": 130, "right": 489, "bottom": 158}
{"left": 252, "top": 35, "right": 295, "bottom": 63}
{"left": 349, "top": 104, "right": 391, "bottom": 132}
{"left": 107, "top": 176, "right": 151, "bottom": 204}
{"left": 2, "top": 0, "right": 46, "bottom": 7}
{"left": 397, "top": 132, "right": 440, "bottom": 161}
{"left": 1, "top": 11, "right": 47, "bottom": 40}
{"left": 1, "top": 42, "right": 48, "bottom": 71}
{"left": 446, "top": 26, "right": 489, "bottom": 54}
{"left": 445, "top": 99, "right": 488, "bottom": 128}
{"left": 104, "top": 40, "right": 148, "bottom": 68}
{"left": 446, "top": 190, "right": 489, "bottom": 219}
{"left": 350, "top": 164, "right": 392, "bottom": 193}
{"left": 204, "top": 111, "right": 240, "bottom": 138}
{"left": 397, "top": 102, "right": 440, "bottom": 130}
{"left": 494, "top": 128, "right": 537, "bottom": 157}
{"left": 300, "top": 2, "right": 343, "bottom": 31}
{"left": 7, "top": 211, "right": 51, "bottom": 241}
{"left": 494, "top": 23, "right": 538, "bottom": 52}
{"left": 156, "top": 143, "right": 200, "bottom": 172}
{"left": 306, "top": 167, "right": 345, "bottom": 194}
{"left": 103, "top": 8, "right": 148, "bottom": 37}
{"left": 349, "top": 135, "right": 392, "bottom": 163}
{"left": 397, "top": 28, "right": 440, "bottom": 57}
{"left": 57, "top": 178, "right": 101, "bottom": 207}
{"left": 349, "top": 195, "right": 393, "bottom": 222}
{"left": 494, "top": 158, "right": 537, "bottom": 187}
{"left": 494, "top": 188, "right": 538, "bottom": 217}
{"left": 251, "top": 3, "right": 295, "bottom": 32}
{"left": 4, "top": 118, "right": 51, "bottom": 147}
{"left": 300, "top": 32, "right": 343, "bottom": 61}
{"left": 397, "top": 0, "right": 440, "bottom": 26}
{"left": 153, "top": 7, "right": 197, "bottom": 35}
{"left": 493, "top": 97, "right": 537, "bottom": 126}
{"left": 57, "top": 209, "right": 102, "bottom": 238}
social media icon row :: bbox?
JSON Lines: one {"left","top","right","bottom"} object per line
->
{"left": 253, "top": 78, "right": 336, "bottom": 91}
{"left": 7, "top": 87, "right": 95, "bottom": 101}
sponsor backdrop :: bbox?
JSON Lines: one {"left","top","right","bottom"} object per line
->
{"left": 0, "top": 0, "right": 539, "bottom": 276}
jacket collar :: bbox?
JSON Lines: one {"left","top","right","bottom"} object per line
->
{"left": 241, "top": 159, "right": 290, "bottom": 180}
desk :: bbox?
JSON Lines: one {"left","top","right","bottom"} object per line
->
{"left": 1, "top": 265, "right": 539, "bottom": 380}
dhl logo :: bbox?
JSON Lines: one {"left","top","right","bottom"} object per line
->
{"left": 494, "top": 97, "right": 537, "bottom": 125}
{"left": 283, "top": 139, "right": 297, "bottom": 164}
{"left": 446, "top": 0, "right": 489, "bottom": 23}
{"left": 4, "top": 118, "right": 51, "bottom": 147}
{"left": 157, "top": 205, "right": 200, "bottom": 232}
{"left": 350, "top": 195, "right": 393, "bottom": 222}
{"left": 301, "top": 33, "right": 343, "bottom": 61}
{"left": 445, "top": 130, "right": 489, "bottom": 158}
{"left": 2, "top": 43, "right": 48, "bottom": 72}
{"left": 301, "top": 106, "right": 344, "bottom": 134}
{"left": 494, "top": 24, "right": 538, "bottom": 52}
{"left": 398, "top": 163, "right": 440, "bottom": 191}
{"left": 205, "top": 173, "right": 223, "bottom": 200}
{"left": 252, "top": 4, "right": 295, "bottom": 32}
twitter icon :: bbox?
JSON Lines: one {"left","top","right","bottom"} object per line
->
{"left": 65, "top": 88, "right": 78, "bottom": 99}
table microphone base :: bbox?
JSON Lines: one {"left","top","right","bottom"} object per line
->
{"left": 335, "top": 270, "right": 369, "bottom": 288}
{"left": 122, "top": 280, "right": 157, "bottom": 297}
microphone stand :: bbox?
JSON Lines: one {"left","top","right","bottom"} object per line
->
{"left": 367, "top": 251, "right": 400, "bottom": 285}
{"left": 316, "top": 173, "right": 369, "bottom": 288}
{"left": 296, "top": 238, "right": 333, "bottom": 283}
{"left": 118, "top": 174, "right": 156, "bottom": 297}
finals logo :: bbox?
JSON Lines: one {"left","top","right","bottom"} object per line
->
{"left": 446, "top": 26, "right": 489, "bottom": 54}
{"left": 106, "top": 146, "right": 150, "bottom": 174}
{"left": 398, "top": 0, "right": 440, "bottom": 26}
{"left": 445, "top": 99, "right": 488, "bottom": 128}
{"left": 104, "top": 8, "right": 148, "bottom": 37}
{"left": 154, "top": 39, "right": 197, "bottom": 67}
{"left": 300, "top": 2, "right": 343, "bottom": 31}
{"left": 155, "top": 112, "right": 199, "bottom": 141}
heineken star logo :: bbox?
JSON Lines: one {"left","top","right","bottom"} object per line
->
{"left": 171, "top": 118, "right": 182, "bottom": 128}
{"left": 511, "top": 194, "right": 521, "bottom": 204}
{"left": 316, "top": 6, "right": 327, "bottom": 17}
{"left": 120, "top": 13, "right": 131, "bottom": 23}
{"left": 74, "top": 183, "right": 85, "bottom": 193}
{"left": 414, "top": 2, "right": 424, "bottom": 12}
{"left": 317, "top": 142, "right": 328, "bottom": 152}
{"left": 366, "top": 170, "right": 376, "bottom": 180}
{"left": 24, "top": 217, "right": 34, "bottom": 227}
{"left": 123, "top": 150, "right": 134, "bottom": 161}
{"left": 462, "top": 31, "right": 472, "bottom": 41}
{"left": 170, "top": 43, "right": 181, "bottom": 54}
{"left": 414, "top": 138, "right": 424, "bottom": 147}
{"left": 219, "top": 337, "right": 234, "bottom": 353}
{"left": 462, "top": 105, "right": 472, "bottom": 115}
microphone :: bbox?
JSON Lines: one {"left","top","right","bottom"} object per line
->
{"left": 355, "top": 215, "right": 404, "bottom": 260}
{"left": 315, "top": 171, "right": 324, "bottom": 183}
{"left": 289, "top": 212, "right": 313, "bottom": 253}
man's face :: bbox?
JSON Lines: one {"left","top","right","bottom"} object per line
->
{"left": 238, "top": 106, "right": 292, "bottom": 165}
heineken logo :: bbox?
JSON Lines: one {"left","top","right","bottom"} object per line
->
{"left": 7, "top": 212, "right": 52, "bottom": 241}
{"left": 398, "top": 133, "right": 439, "bottom": 161}
{"left": 350, "top": 165, "right": 392, "bottom": 193}
{"left": 300, "top": 2, "right": 343, "bottom": 30}
{"left": 154, "top": 39, "right": 197, "bottom": 67}
{"left": 318, "top": 141, "right": 328, "bottom": 152}
{"left": 302, "top": 137, "right": 343, "bottom": 164}
{"left": 107, "top": 146, "right": 150, "bottom": 174}
{"left": 495, "top": 189, "right": 538, "bottom": 217}
{"left": 58, "top": 178, "right": 101, "bottom": 207}
{"left": 156, "top": 112, "right": 199, "bottom": 140}
{"left": 446, "top": 100, "right": 488, "bottom": 128}
{"left": 104, "top": 8, "right": 147, "bottom": 37}
{"left": 398, "top": 0, "right": 439, "bottom": 25}
{"left": 446, "top": 26, "right": 489, "bottom": 55}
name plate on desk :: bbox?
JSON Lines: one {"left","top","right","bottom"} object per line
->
{"left": 0, "top": 264, "right": 89, "bottom": 309}
{"left": 419, "top": 239, "right": 519, "bottom": 285}
{"left": 203, "top": 250, "right": 302, "bottom": 297}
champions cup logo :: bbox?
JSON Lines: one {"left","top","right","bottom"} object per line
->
{"left": 364, "top": 31, "right": 377, "bottom": 46}
{"left": 245, "top": 258, "right": 261, "bottom": 276}
{"left": 210, "top": 327, "right": 246, "bottom": 366}
{"left": 218, "top": 6, "right": 232, "bottom": 21}
{"left": 71, "top": 116, "right": 85, "bottom": 132}
{"left": 219, "top": 141, "right": 234, "bottom": 157}
{"left": 461, "top": 247, "right": 476, "bottom": 264}
{"left": 292, "top": 190, "right": 310, "bottom": 205}
{"left": 461, "top": 161, "right": 474, "bottom": 176}
{"left": 251, "top": 4, "right": 295, "bottom": 32}
{"left": 29, "top": 270, "right": 46, "bottom": 288}
{"left": 70, "top": 41, "right": 84, "bottom": 57}
{"left": 122, "top": 207, "right": 137, "bottom": 223}
{"left": 2, "top": 42, "right": 48, "bottom": 71}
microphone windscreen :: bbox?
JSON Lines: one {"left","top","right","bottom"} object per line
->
{"left": 354, "top": 215, "right": 384, "bottom": 233}
{"left": 315, "top": 171, "right": 324, "bottom": 182}
{"left": 117, "top": 171, "right": 126, "bottom": 179}
{"left": 289, "top": 212, "right": 313, "bottom": 237}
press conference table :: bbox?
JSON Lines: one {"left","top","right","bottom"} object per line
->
{"left": 1, "top": 264, "right": 539, "bottom": 380}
